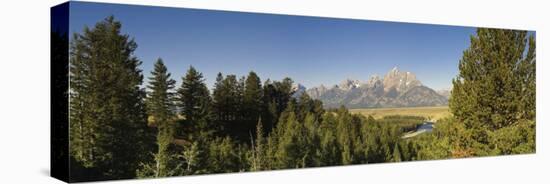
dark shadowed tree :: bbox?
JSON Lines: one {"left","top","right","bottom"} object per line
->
{"left": 212, "top": 74, "right": 243, "bottom": 139}
{"left": 261, "top": 78, "right": 295, "bottom": 134}
{"left": 243, "top": 71, "right": 263, "bottom": 138}
{"left": 177, "top": 66, "right": 213, "bottom": 136}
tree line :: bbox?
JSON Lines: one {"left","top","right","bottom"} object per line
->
{"left": 66, "top": 16, "right": 535, "bottom": 182}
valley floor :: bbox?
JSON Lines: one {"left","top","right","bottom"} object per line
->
{"left": 349, "top": 106, "right": 450, "bottom": 121}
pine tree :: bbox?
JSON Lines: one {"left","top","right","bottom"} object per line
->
{"left": 146, "top": 59, "right": 176, "bottom": 126}
{"left": 319, "top": 112, "right": 341, "bottom": 166}
{"left": 180, "top": 142, "right": 200, "bottom": 175}
{"left": 69, "top": 16, "right": 154, "bottom": 179}
{"left": 244, "top": 71, "right": 263, "bottom": 137}
{"left": 450, "top": 28, "right": 536, "bottom": 130}
{"left": 212, "top": 72, "right": 225, "bottom": 132}
{"left": 274, "top": 110, "right": 303, "bottom": 168}
{"left": 250, "top": 118, "right": 265, "bottom": 171}
{"left": 261, "top": 78, "right": 295, "bottom": 133}
{"left": 177, "top": 66, "right": 212, "bottom": 134}
{"left": 261, "top": 79, "right": 278, "bottom": 133}
{"left": 145, "top": 58, "right": 176, "bottom": 177}
{"left": 236, "top": 76, "right": 247, "bottom": 131}
{"left": 212, "top": 74, "right": 243, "bottom": 139}
{"left": 296, "top": 93, "right": 312, "bottom": 122}
{"left": 336, "top": 106, "right": 354, "bottom": 165}
{"left": 449, "top": 28, "right": 536, "bottom": 155}
{"left": 206, "top": 137, "right": 240, "bottom": 173}
{"left": 303, "top": 113, "right": 321, "bottom": 166}
{"left": 275, "top": 78, "right": 295, "bottom": 114}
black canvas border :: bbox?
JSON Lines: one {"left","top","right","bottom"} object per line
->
{"left": 51, "top": 1, "right": 70, "bottom": 183}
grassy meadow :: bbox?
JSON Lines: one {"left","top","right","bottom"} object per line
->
{"left": 349, "top": 106, "right": 451, "bottom": 121}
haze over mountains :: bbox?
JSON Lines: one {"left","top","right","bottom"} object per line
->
{"left": 294, "top": 67, "right": 448, "bottom": 108}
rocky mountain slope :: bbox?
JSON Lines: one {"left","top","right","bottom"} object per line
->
{"left": 303, "top": 67, "right": 448, "bottom": 108}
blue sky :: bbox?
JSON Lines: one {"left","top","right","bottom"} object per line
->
{"left": 69, "top": 1, "right": 475, "bottom": 90}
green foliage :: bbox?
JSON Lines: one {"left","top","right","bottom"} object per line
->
{"left": 137, "top": 58, "right": 179, "bottom": 178}
{"left": 206, "top": 137, "right": 241, "bottom": 173}
{"left": 488, "top": 120, "right": 535, "bottom": 155}
{"left": 335, "top": 107, "right": 355, "bottom": 165}
{"left": 177, "top": 66, "right": 212, "bottom": 134}
{"left": 448, "top": 28, "right": 536, "bottom": 156}
{"left": 412, "top": 118, "right": 455, "bottom": 160}
{"left": 273, "top": 109, "right": 306, "bottom": 168}
{"left": 249, "top": 118, "right": 266, "bottom": 171}
{"left": 450, "top": 28, "right": 535, "bottom": 130}
{"left": 391, "top": 143, "right": 402, "bottom": 162}
{"left": 211, "top": 74, "right": 246, "bottom": 140}
{"left": 150, "top": 104, "right": 176, "bottom": 177}
{"left": 244, "top": 72, "right": 264, "bottom": 130}
{"left": 318, "top": 115, "right": 340, "bottom": 166}
{"left": 303, "top": 112, "right": 322, "bottom": 166}
{"left": 180, "top": 141, "right": 201, "bottom": 175}
{"left": 261, "top": 78, "right": 296, "bottom": 133}
{"left": 146, "top": 59, "right": 176, "bottom": 124}
{"left": 69, "top": 16, "right": 154, "bottom": 180}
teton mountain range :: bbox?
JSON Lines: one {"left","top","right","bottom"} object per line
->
{"left": 294, "top": 67, "right": 448, "bottom": 108}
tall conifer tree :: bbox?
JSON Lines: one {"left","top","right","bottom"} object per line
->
{"left": 145, "top": 59, "right": 176, "bottom": 177}
{"left": 177, "top": 66, "right": 212, "bottom": 135}
{"left": 69, "top": 16, "right": 154, "bottom": 179}
{"left": 244, "top": 71, "right": 263, "bottom": 135}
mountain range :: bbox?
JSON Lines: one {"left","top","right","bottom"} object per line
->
{"left": 294, "top": 67, "right": 448, "bottom": 108}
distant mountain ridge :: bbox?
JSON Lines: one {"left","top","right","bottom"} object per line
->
{"left": 299, "top": 67, "right": 448, "bottom": 108}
